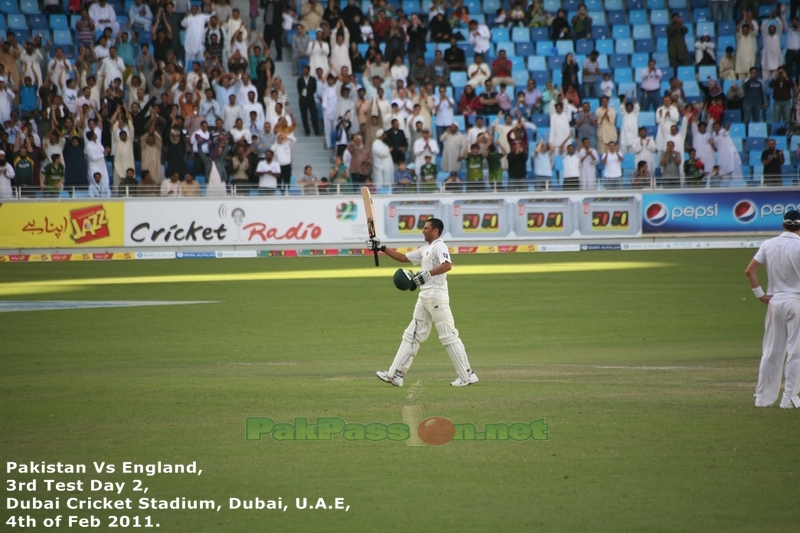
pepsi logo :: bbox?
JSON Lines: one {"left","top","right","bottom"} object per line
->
{"left": 644, "top": 203, "right": 668, "bottom": 226}
{"left": 733, "top": 200, "right": 757, "bottom": 223}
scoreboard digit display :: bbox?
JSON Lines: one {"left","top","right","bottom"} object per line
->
{"left": 449, "top": 199, "right": 511, "bottom": 239}
{"left": 579, "top": 197, "right": 642, "bottom": 236}
{"left": 514, "top": 198, "right": 576, "bottom": 237}
{"left": 384, "top": 201, "right": 445, "bottom": 239}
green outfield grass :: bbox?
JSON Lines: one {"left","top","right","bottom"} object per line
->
{"left": 1, "top": 250, "right": 797, "bottom": 533}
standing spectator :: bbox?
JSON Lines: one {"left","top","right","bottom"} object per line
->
{"left": 372, "top": 129, "right": 394, "bottom": 188}
{"left": 640, "top": 59, "right": 663, "bottom": 112}
{"left": 385, "top": 118, "right": 408, "bottom": 165}
{"left": 292, "top": 25, "right": 311, "bottom": 76}
{"left": 439, "top": 122, "right": 465, "bottom": 174}
{"left": 690, "top": 115, "right": 716, "bottom": 172}
{"left": 562, "top": 53, "right": 580, "bottom": 96}
{"left": 0, "top": 150, "right": 14, "bottom": 198}
{"left": 419, "top": 154, "right": 437, "bottom": 192}
{"left": 347, "top": 134, "right": 372, "bottom": 187}
{"left": 574, "top": 102, "right": 597, "bottom": 148}
{"left": 63, "top": 136, "right": 86, "bottom": 188}
{"left": 297, "top": 65, "right": 320, "bottom": 136}
{"left": 761, "top": 14, "right": 786, "bottom": 80}
{"left": 182, "top": 6, "right": 214, "bottom": 62}
{"left": 561, "top": 141, "right": 580, "bottom": 191}
{"left": 596, "top": 97, "right": 617, "bottom": 155}
{"left": 571, "top": 5, "right": 592, "bottom": 40}
{"left": 742, "top": 67, "right": 767, "bottom": 124}
{"left": 683, "top": 148, "right": 707, "bottom": 187}
{"left": 656, "top": 95, "right": 680, "bottom": 157}
{"left": 786, "top": 16, "right": 800, "bottom": 80}
{"left": 667, "top": 13, "right": 690, "bottom": 67}
{"left": 761, "top": 138, "right": 786, "bottom": 186}
{"left": 549, "top": 96, "right": 576, "bottom": 157}
{"left": 129, "top": 0, "right": 153, "bottom": 32}
{"left": 413, "top": 128, "right": 439, "bottom": 171}
{"left": 532, "top": 140, "right": 553, "bottom": 191}
{"left": 619, "top": 95, "right": 640, "bottom": 154}
{"left": 264, "top": 0, "right": 287, "bottom": 62}
{"left": 602, "top": 141, "right": 623, "bottom": 189}
{"left": 84, "top": 131, "right": 110, "bottom": 186}
{"left": 298, "top": 165, "right": 320, "bottom": 194}
{"left": 735, "top": 23, "right": 757, "bottom": 81}
{"left": 464, "top": 142, "right": 485, "bottom": 192}
{"left": 504, "top": 142, "right": 526, "bottom": 191}
{"left": 660, "top": 141, "right": 681, "bottom": 188}
{"left": 582, "top": 51, "right": 601, "bottom": 99}
{"left": 273, "top": 133, "right": 294, "bottom": 192}
{"left": 711, "top": 122, "right": 743, "bottom": 186}
{"left": 329, "top": 155, "right": 351, "bottom": 192}
{"left": 578, "top": 137, "right": 598, "bottom": 190}
{"left": 468, "top": 20, "right": 490, "bottom": 55}
{"left": 710, "top": 0, "right": 731, "bottom": 23}
{"left": 770, "top": 67, "right": 794, "bottom": 123}
{"left": 256, "top": 150, "right": 280, "bottom": 195}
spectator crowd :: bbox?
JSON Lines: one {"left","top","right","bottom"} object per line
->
{"left": 0, "top": 0, "right": 797, "bottom": 199}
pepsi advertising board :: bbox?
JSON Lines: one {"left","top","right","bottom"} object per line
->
{"left": 642, "top": 192, "right": 800, "bottom": 234}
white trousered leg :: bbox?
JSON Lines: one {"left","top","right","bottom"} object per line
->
{"left": 755, "top": 299, "right": 800, "bottom": 406}
{"left": 388, "top": 290, "right": 472, "bottom": 382}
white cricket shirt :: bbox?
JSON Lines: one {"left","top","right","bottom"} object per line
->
{"left": 405, "top": 239, "right": 450, "bottom": 293}
{"left": 754, "top": 232, "right": 800, "bottom": 301}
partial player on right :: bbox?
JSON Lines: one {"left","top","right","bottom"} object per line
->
{"left": 745, "top": 210, "right": 800, "bottom": 408}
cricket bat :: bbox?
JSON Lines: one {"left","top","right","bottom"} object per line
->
{"left": 360, "top": 186, "right": 379, "bottom": 267}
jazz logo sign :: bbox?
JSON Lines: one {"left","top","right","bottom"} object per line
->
{"left": 70, "top": 205, "right": 111, "bottom": 244}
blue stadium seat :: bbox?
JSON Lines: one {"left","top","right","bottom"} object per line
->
{"left": 774, "top": 138, "right": 787, "bottom": 151}
{"left": 564, "top": 0, "right": 581, "bottom": 9}
{"left": 614, "top": 68, "right": 632, "bottom": 83}
{"left": 595, "top": 39, "right": 614, "bottom": 55}
{"left": 718, "top": 22, "right": 735, "bottom": 36}
{"left": 631, "top": 53, "right": 649, "bottom": 69}
{"left": 585, "top": 0, "right": 602, "bottom": 9}
{"left": 511, "top": 27, "right": 529, "bottom": 43}
{"left": 684, "top": 82, "right": 701, "bottom": 98}
{"left": 677, "top": 66, "right": 695, "bottom": 81}
{"left": 745, "top": 137, "right": 765, "bottom": 152}
{"left": 492, "top": 27, "right": 509, "bottom": 43}
{"left": 482, "top": 0, "right": 500, "bottom": 13}
{"left": 516, "top": 42, "right": 533, "bottom": 56}
{"left": 653, "top": 25, "right": 668, "bottom": 39}
{"left": 629, "top": 10, "right": 648, "bottom": 25}
{"left": 536, "top": 41, "right": 556, "bottom": 56}
{"left": 639, "top": 111, "right": 656, "bottom": 126}
{"left": 717, "top": 35, "right": 736, "bottom": 52}
{"left": 593, "top": 25, "right": 610, "bottom": 39}
{"left": 650, "top": 9, "right": 669, "bottom": 25}
{"left": 0, "top": 0, "right": 19, "bottom": 13}
{"left": 528, "top": 56, "right": 546, "bottom": 71}
{"left": 635, "top": 39, "right": 654, "bottom": 53}
{"left": 618, "top": 82, "right": 637, "bottom": 96}
{"left": 575, "top": 39, "right": 594, "bottom": 55}
{"left": 615, "top": 39, "right": 634, "bottom": 54}
{"left": 632, "top": 25, "right": 651, "bottom": 40}
{"left": 19, "top": 0, "right": 39, "bottom": 14}
{"left": 696, "top": 21, "right": 715, "bottom": 37}
{"left": 748, "top": 152, "right": 763, "bottom": 167}
{"left": 532, "top": 71, "right": 550, "bottom": 85}
{"left": 495, "top": 41, "right": 514, "bottom": 55}
{"left": 588, "top": 11, "right": 606, "bottom": 25}
{"left": 612, "top": 25, "right": 630, "bottom": 40}
{"left": 749, "top": 123, "right": 767, "bottom": 138}
{"left": 531, "top": 114, "right": 550, "bottom": 128}
{"left": 548, "top": 55, "right": 565, "bottom": 71}
{"left": 7, "top": 14, "right": 27, "bottom": 30}
{"left": 53, "top": 29, "right": 72, "bottom": 46}
{"left": 649, "top": 0, "right": 666, "bottom": 7}
{"left": 610, "top": 54, "right": 628, "bottom": 69}
{"left": 29, "top": 13, "right": 47, "bottom": 29}
{"left": 512, "top": 70, "right": 528, "bottom": 86}
{"left": 605, "top": 0, "right": 623, "bottom": 8}
{"left": 656, "top": 38, "right": 668, "bottom": 53}
{"left": 607, "top": 11, "right": 626, "bottom": 26}
{"left": 653, "top": 52, "right": 669, "bottom": 66}
{"left": 531, "top": 27, "right": 549, "bottom": 41}
{"left": 451, "top": 72, "right": 467, "bottom": 87}
{"left": 669, "top": 0, "right": 687, "bottom": 7}
{"left": 511, "top": 56, "right": 525, "bottom": 70}
{"left": 555, "top": 41, "right": 574, "bottom": 56}
{"left": 696, "top": 66, "right": 717, "bottom": 81}
{"left": 49, "top": 13, "right": 68, "bottom": 29}
{"left": 729, "top": 123, "right": 746, "bottom": 138}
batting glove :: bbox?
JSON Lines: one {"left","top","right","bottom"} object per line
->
{"left": 366, "top": 238, "right": 386, "bottom": 252}
{"left": 412, "top": 270, "right": 432, "bottom": 286}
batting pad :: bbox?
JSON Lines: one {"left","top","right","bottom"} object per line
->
{"left": 436, "top": 323, "right": 470, "bottom": 382}
{"left": 388, "top": 325, "right": 421, "bottom": 377}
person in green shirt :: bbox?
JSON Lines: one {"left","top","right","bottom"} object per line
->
{"left": 465, "top": 143, "right": 485, "bottom": 192}
{"left": 12, "top": 148, "right": 36, "bottom": 197}
{"left": 41, "top": 154, "right": 65, "bottom": 197}
{"left": 419, "top": 154, "right": 438, "bottom": 192}
{"left": 486, "top": 143, "right": 506, "bottom": 190}
{"left": 329, "top": 156, "right": 351, "bottom": 194}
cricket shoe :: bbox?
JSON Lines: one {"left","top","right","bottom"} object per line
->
{"left": 376, "top": 370, "right": 403, "bottom": 387}
{"left": 450, "top": 371, "right": 479, "bottom": 387}
{"left": 779, "top": 395, "right": 800, "bottom": 409}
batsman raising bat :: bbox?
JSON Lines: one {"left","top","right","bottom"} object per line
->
{"left": 368, "top": 218, "right": 479, "bottom": 387}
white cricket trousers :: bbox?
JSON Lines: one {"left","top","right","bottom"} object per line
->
{"left": 755, "top": 297, "right": 800, "bottom": 407}
{"left": 388, "top": 288, "right": 472, "bottom": 381}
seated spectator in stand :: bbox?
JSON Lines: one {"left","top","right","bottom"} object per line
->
{"left": 551, "top": 9, "right": 571, "bottom": 40}
{"left": 443, "top": 170, "right": 461, "bottom": 192}
{"left": 630, "top": 160, "right": 653, "bottom": 188}
{"left": 467, "top": 54, "right": 491, "bottom": 88}
{"left": 181, "top": 173, "right": 202, "bottom": 196}
{"left": 491, "top": 50, "right": 514, "bottom": 87}
{"left": 444, "top": 36, "right": 467, "bottom": 72}
{"left": 468, "top": 19, "right": 491, "bottom": 54}
{"left": 89, "top": 172, "right": 112, "bottom": 198}
{"left": 479, "top": 80, "right": 500, "bottom": 115}
{"left": 419, "top": 154, "right": 438, "bottom": 192}
{"left": 429, "top": 50, "right": 450, "bottom": 87}
{"left": 161, "top": 172, "right": 182, "bottom": 196}
{"left": 571, "top": 5, "right": 592, "bottom": 40}
{"left": 429, "top": 13, "right": 452, "bottom": 43}
{"left": 458, "top": 85, "right": 481, "bottom": 118}
{"left": 683, "top": 149, "right": 707, "bottom": 187}
{"left": 719, "top": 46, "right": 736, "bottom": 80}
{"left": 298, "top": 165, "right": 321, "bottom": 195}
{"left": 695, "top": 33, "right": 716, "bottom": 66}
{"left": 393, "top": 160, "right": 415, "bottom": 192}
{"left": 119, "top": 168, "right": 138, "bottom": 195}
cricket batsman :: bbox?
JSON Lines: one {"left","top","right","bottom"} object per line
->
{"left": 745, "top": 210, "right": 800, "bottom": 408}
{"left": 367, "top": 217, "right": 479, "bottom": 387}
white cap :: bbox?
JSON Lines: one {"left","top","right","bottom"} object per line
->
{"left": 0, "top": 150, "right": 5, "bottom": 156}
{"left": 376, "top": 129, "right": 385, "bottom": 138}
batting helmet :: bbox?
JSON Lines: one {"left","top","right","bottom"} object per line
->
{"left": 393, "top": 269, "right": 418, "bottom": 291}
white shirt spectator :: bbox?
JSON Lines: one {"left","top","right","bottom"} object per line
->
{"left": 469, "top": 24, "right": 491, "bottom": 54}
{"left": 562, "top": 151, "right": 580, "bottom": 178}
{"left": 222, "top": 103, "right": 244, "bottom": 132}
{"left": 160, "top": 179, "right": 182, "bottom": 196}
{"left": 128, "top": 0, "right": 153, "bottom": 31}
{"left": 602, "top": 152, "right": 622, "bottom": 178}
{"left": 257, "top": 159, "right": 281, "bottom": 188}
{"left": 640, "top": 67, "right": 663, "bottom": 92}
{"left": 433, "top": 94, "right": 454, "bottom": 127}
{"left": 89, "top": 1, "right": 120, "bottom": 34}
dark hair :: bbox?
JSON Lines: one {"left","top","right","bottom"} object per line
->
{"left": 637, "top": 161, "right": 647, "bottom": 169}
{"left": 427, "top": 217, "right": 444, "bottom": 235}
